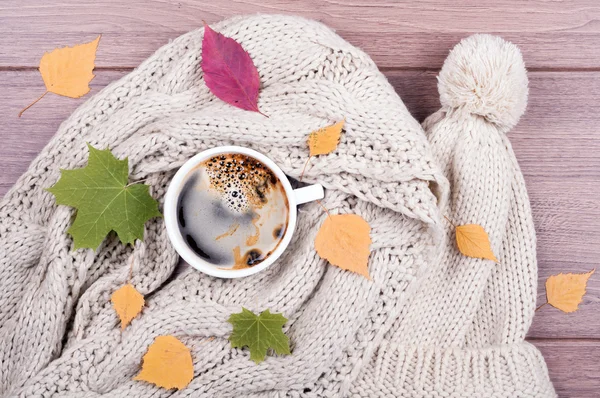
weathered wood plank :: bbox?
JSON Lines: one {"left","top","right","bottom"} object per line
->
{"left": 1, "top": 70, "right": 599, "bottom": 340}
{"left": 531, "top": 339, "right": 600, "bottom": 397}
{"left": 1, "top": 0, "right": 599, "bottom": 69}
{"left": 0, "top": 71, "right": 127, "bottom": 197}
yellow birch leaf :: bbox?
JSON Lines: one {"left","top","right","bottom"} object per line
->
{"left": 111, "top": 283, "right": 145, "bottom": 330}
{"left": 455, "top": 224, "right": 498, "bottom": 262}
{"left": 314, "top": 214, "right": 372, "bottom": 278}
{"left": 134, "top": 335, "right": 194, "bottom": 390}
{"left": 40, "top": 35, "right": 101, "bottom": 97}
{"left": 19, "top": 36, "right": 101, "bottom": 117}
{"left": 308, "top": 120, "right": 344, "bottom": 156}
{"left": 546, "top": 270, "right": 595, "bottom": 313}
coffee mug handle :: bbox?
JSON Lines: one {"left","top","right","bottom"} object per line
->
{"left": 293, "top": 184, "right": 325, "bottom": 205}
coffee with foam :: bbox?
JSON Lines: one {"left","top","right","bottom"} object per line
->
{"left": 176, "top": 153, "right": 289, "bottom": 269}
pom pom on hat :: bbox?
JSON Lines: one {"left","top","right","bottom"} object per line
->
{"left": 437, "top": 34, "right": 529, "bottom": 131}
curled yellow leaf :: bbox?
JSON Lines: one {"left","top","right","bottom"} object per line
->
{"left": 134, "top": 335, "right": 194, "bottom": 390}
{"left": 455, "top": 224, "right": 498, "bottom": 262}
{"left": 546, "top": 270, "right": 595, "bottom": 313}
{"left": 111, "top": 283, "right": 145, "bottom": 330}
{"left": 314, "top": 213, "right": 372, "bottom": 278}
{"left": 308, "top": 120, "right": 344, "bottom": 156}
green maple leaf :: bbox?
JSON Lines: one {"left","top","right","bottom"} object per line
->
{"left": 227, "top": 308, "right": 291, "bottom": 364}
{"left": 47, "top": 144, "right": 161, "bottom": 250}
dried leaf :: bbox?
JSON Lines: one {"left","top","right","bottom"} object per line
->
{"left": 46, "top": 144, "right": 161, "bottom": 249}
{"left": 201, "top": 23, "right": 262, "bottom": 114}
{"left": 19, "top": 36, "right": 100, "bottom": 116}
{"left": 228, "top": 308, "right": 290, "bottom": 364}
{"left": 546, "top": 270, "right": 595, "bottom": 313}
{"left": 40, "top": 36, "right": 100, "bottom": 97}
{"left": 111, "top": 284, "right": 145, "bottom": 330}
{"left": 134, "top": 335, "right": 194, "bottom": 390}
{"left": 308, "top": 120, "right": 344, "bottom": 156}
{"left": 314, "top": 214, "right": 372, "bottom": 278}
{"left": 455, "top": 224, "right": 498, "bottom": 262}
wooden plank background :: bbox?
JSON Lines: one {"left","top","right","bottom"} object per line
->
{"left": 1, "top": 1, "right": 599, "bottom": 396}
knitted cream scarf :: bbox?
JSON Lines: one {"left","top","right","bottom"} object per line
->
{"left": 0, "top": 15, "right": 554, "bottom": 397}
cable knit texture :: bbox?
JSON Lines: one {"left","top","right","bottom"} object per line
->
{"left": 0, "top": 16, "right": 554, "bottom": 397}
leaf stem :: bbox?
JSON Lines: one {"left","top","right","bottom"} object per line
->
{"left": 18, "top": 91, "right": 48, "bottom": 117}
{"left": 535, "top": 302, "right": 547, "bottom": 312}
{"left": 126, "top": 178, "right": 147, "bottom": 187}
{"left": 443, "top": 215, "right": 456, "bottom": 228}
{"left": 316, "top": 199, "right": 331, "bottom": 218}
{"left": 299, "top": 156, "right": 311, "bottom": 182}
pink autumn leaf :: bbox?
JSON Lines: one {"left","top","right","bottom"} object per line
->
{"left": 201, "top": 23, "right": 265, "bottom": 115}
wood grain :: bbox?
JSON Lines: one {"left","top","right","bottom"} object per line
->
{"left": 2, "top": 70, "right": 599, "bottom": 339}
{"left": 1, "top": 0, "right": 600, "bottom": 69}
{"left": 532, "top": 339, "right": 600, "bottom": 396}
{"left": 1, "top": 2, "right": 599, "bottom": 395}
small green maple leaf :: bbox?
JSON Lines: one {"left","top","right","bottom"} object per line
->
{"left": 47, "top": 144, "right": 161, "bottom": 250}
{"left": 227, "top": 308, "right": 291, "bottom": 364}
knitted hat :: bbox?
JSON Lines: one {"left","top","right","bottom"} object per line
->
{"left": 0, "top": 15, "right": 447, "bottom": 397}
{"left": 350, "top": 35, "right": 556, "bottom": 397}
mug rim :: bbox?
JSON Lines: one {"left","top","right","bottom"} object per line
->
{"left": 164, "top": 145, "right": 298, "bottom": 278}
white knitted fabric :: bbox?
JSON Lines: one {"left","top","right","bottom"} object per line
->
{"left": 350, "top": 35, "right": 556, "bottom": 397}
{"left": 0, "top": 15, "right": 554, "bottom": 397}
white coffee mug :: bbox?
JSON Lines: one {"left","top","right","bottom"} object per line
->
{"left": 164, "top": 146, "right": 324, "bottom": 278}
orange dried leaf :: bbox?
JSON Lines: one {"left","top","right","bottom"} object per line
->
{"left": 19, "top": 36, "right": 100, "bottom": 117}
{"left": 111, "top": 283, "right": 145, "bottom": 330}
{"left": 455, "top": 224, "right": 498, "bottom": 262}
{"left": 314, "top": 214, "right": 372, "bottom": 278}
{"left": 308, "top": 120, "right": 344, "bottom": 156}
{"left": 546, "top": 270, "right": 595, "bottom": 313}
{"left": 134, "top": 335, "right": 194, "bottom": 390}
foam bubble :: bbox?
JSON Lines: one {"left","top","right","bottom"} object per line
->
{"left": 204, "top": 154, "right": 277, "bottom": 214}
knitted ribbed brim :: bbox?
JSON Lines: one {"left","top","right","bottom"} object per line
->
{"left": 354, "top": 342, "right": 554, "bottom": 396}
